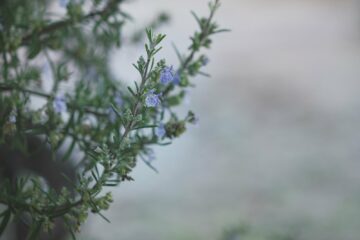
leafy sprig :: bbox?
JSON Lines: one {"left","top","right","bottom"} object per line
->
{"left": 0, "top": 0, "right": 227, "bottom": 238}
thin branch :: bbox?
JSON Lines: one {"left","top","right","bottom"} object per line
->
{"left": 17, "top": 0, "right": 124, "bottom": 48}
{"left": 0, "top": 84, "right": 107, "bottom": 117}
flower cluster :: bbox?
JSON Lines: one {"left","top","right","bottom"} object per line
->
{"left": 160, "top": 65, "right": 182, "bottom": 86}
{"left": 160, "top": 66, "right": 175, "bottom": 84}
{"left": 145, "top": 90, "right": 162, "bottom": 107}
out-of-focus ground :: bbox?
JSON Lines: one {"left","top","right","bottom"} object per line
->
{"left": 80, "top": 0, "right": 360, "bottom": 239}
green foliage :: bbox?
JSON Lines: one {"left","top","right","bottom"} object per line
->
{"left": 0, "top": 0, "right": 227, "bottom": 238}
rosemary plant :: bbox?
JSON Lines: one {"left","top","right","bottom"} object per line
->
{"left": 0, "top": 0, "right": 228, "bottom": 238}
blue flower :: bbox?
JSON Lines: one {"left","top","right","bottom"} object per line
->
{"left": 155, "top": 123, "right": 166, "bottom": 138}
{"left": 53, "top": 96, "right": 67, "bottom": 113}
{"left": 145, "top": 90, "right": 161, "bottom": 107}
{"left": 59, "top": 0, "right": 69, "bottom": 7}
{"left": 160, "top": 66, "right": 175, "bottom": 85}
{"left": 173, "top": 72, "right": 181, "bottom": 85}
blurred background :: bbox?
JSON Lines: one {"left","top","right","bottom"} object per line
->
{"left": 77, "top": 0, "right": 360, "bottom": 239}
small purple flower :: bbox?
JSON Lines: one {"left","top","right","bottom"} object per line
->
{"left": 155, "top": 123, "right": 166, "bottom": 138}
{"left": 145, "top": 90, "right": 161, "bottom": 107}
{"left": 59, "top": 0, "right": 69, "bottom": 7}
{"left": 160, "top": 66, "right": 175, "bottom": 85}
{"left": 53, "top": 96, "right": 67, "bottom": 113}
{"left": 173, "top": 72, "right": 181, "bottom": 85}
